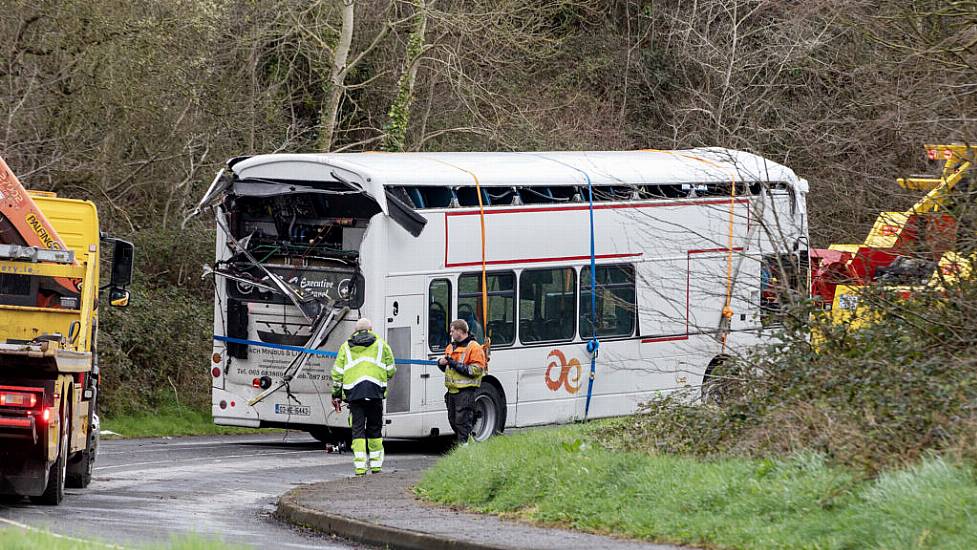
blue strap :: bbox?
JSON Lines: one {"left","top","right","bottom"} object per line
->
{"left": 214, "top": 335, "right": 439, "bottom": 366}
{"left": 584, "top": 168, "right": 598, "bottom": 419}
{"left": 528, "top": 154, "right": 600, "bottom": 419}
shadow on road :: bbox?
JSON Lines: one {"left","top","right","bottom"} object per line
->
{"left": 235, "top": 431, "right": 455, "bottom": 455}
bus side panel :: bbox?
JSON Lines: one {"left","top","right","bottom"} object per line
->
{"left": 443, "top": 202, "right": 751, "bottom": 270}
{"left": 637, "top": 258, "right": 688, "bottom": 339}
{"left": 510, "top": 344, "right": 587, "bottom": 427}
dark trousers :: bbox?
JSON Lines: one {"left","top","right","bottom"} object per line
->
{"left": 445, "top": 388, "right": 476, "bottom": 443}
{"left": 349, "top": 399, "right": 383, "bottom": 440}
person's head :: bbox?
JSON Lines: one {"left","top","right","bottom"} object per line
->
{"left": 354, "top": 318, "right": 372, "bottom": 333}
{"left": 449, "top": 319, "right": 469, "bottom": 342}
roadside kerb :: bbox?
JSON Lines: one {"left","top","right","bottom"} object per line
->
{"left": 276, "top": 470, "right": 685, "bottom": 550}
{"left": 278, "top": 484, "right": 500, "bottom": 550}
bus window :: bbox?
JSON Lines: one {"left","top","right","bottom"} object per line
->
{"left": 519, "top": 267, "right": 576, "bottom": 343}
{"left": 458, "top": 271, "right": 515, "bottom": 346}
{"left": 429, "top": 279, "right": 452, "bottom": 351}
{"left": 580, "top": 265, "right": 636, "bottom": 338}
{"left": 760, "top": 253, "right": 807, "bottom": 326}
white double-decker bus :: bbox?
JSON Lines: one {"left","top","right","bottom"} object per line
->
{"left": 196, "top": 150, "right": 809, "bottom": 442}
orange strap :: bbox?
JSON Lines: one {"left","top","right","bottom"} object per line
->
{"left": 422, "top": 157, "right": 490, "bottom": 352}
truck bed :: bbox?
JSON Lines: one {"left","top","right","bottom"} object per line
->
{"left": 0, "top": 341, "right": 91, "bottom": 372}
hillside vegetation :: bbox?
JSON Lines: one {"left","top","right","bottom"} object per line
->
{"left": 2, "top": 0, "right": 975, "bottom": 413}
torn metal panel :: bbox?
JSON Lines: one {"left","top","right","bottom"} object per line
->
{"left": 215, "top": 213, "right": 321, "bottom": 322}
{"left": 248, "top": 305, "right": 349, "bottom": 406}
{"left": 384, "top": 189, "right": 426, "bottom": 237}
{"left": 185, "top": 168, "right": 232, "bottom": 223}
{"left": 230, "top": 180, "right": 362, "bottom": 198}
{"left": 229, "top": 155, "right": 379, "bottom": 207}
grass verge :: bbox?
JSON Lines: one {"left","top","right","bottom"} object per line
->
{"left": 0, "top": 527, "right": 231, "bottom": 549}
{"left": 100, "top": 403, "right": 272, "bottom": 439}
{"left": 415, "top": 424, "right": 977, "bottom": 550}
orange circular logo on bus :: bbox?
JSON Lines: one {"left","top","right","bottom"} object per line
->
{"left": 545, "top": 349, "right": 582, "bottom": 394}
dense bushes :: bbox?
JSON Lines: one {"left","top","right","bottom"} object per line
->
{"left": 98, "top": 225, "right": 214, "bottom": 417}
{"left": 600, "top": 278, "right": 977, "bottom": 472}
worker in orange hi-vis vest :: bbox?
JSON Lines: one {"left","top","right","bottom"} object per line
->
{"left": 437, "top": 319, "right": 486, "bottom": 446}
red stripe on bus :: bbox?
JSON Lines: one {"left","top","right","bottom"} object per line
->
{"left": 688, "top": 247, "right": 745, "bottom": 254}
{"left": 445, "top": 252, "right": 642, "bottom": 268}
{"left": 641, "top": 335, "right": 689, "bottom": 344}
{"left": 443, "top": 212, "right": 449, "bottom": 267}
{"left": 643, "top": 246, "right": 747, "bottom": 344}
{"left": 443, "top": 198, "right": 750, "bottom": 216}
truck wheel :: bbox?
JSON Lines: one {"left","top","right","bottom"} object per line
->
{"left": 471, "top": 384, "right": 504, "bottom": 442}
{"left": 67, "top": 424, "right": 97, "bottom": 488}
{"left": 32, "top": 412, "right": 68, "bottom": 505}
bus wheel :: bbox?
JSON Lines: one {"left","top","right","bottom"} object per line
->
{"left": 308, "top": 427, "right": 351, "bottom": 446}
{"left": 32, "top": 406, "right": 68, "bottom": 505}
{"left": 701, "top": 358, "right": 738, "bottom": 406}
{"left": 472, "top": 385, "right": 504, "bottom": 442}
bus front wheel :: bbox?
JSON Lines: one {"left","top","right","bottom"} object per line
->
{"left": 308, "top": 426, "right": 351, "bottom": 446}
{"left": 472, "top": 384, "right": 504, "bottom": 442}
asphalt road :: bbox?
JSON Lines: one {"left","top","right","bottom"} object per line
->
{"left": 0, "top": 432, "right": 443, "bottom": 548}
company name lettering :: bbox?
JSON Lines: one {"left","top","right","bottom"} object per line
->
{"left": 25, "top": 213, "right": 62, "bottom": 250}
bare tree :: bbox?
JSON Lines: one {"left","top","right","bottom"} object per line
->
{"left": 382, "top": 0, "right": 432, "bottom": 152}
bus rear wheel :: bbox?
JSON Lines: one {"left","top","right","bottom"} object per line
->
{"left": 471, "top": 385, "right": 504, "bottom": 442}
{"left": 701, "top": 358, "right": 740, "bottom": 406}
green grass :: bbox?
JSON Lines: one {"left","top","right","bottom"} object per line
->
{"left": 415, "top": 425, "right": 977, "bottom": 550}
{"left": 0, "top": 528, "right": 232, "bottom": 549}
{"left": 100, "top": 403, "right": 271, "bottom": 439}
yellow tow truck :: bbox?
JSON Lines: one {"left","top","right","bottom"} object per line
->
{"left": 0, "top": 157, "right": 133, "bottom": 505}
{"left": 811, "top": 144, "right": 976, "bottom": 328}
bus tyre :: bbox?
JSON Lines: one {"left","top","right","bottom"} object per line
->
{"left": 308, "top": 427, "right": 351, "bottom": 446}
{"left": 32, "top": 409, "right": 68, "bottom": 505}
{"left": 472, "top": 384, "right": 504, "bottom": 442}
{"left": 701, "top": 359, "right": 739, "bottom": 406}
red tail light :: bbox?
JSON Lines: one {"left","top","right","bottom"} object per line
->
{"left": 252, "top": 377, "right": 261, "bottom": 388}
{"left": 0, "top": 391, "right": 37, "bottom": 408}
{"left": 41, "top": 408, "right": 51, "bottom": 422}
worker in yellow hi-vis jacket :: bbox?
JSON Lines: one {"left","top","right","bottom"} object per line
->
{"left": 331, "top": 318, "right": 396, "bottom": 475}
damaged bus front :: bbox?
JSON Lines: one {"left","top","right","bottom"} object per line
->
{"left": 192, "top": 155, "right": 424, "bottom": 442}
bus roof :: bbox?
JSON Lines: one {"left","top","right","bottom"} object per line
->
{"left": 229, "top": 149, "right": 807, "bottom": 191}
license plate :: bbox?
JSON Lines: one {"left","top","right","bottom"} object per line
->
{"left": 275, "top": 404, "right": 311, "bottom": 416}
